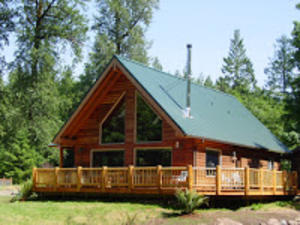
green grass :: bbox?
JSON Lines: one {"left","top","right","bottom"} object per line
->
{"left": 0, "top": 196, "right": 299, "bottom": 225}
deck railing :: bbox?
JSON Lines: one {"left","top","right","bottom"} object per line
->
{"left": 32, "top": 165, "right": 298, "bottom": 196}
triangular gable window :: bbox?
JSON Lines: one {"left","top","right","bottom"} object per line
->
{"left": 136, "top": 94, "right": 162, "bottom": 142}
{"left": 101, "top": 97, "right": 125, "bottom": 144}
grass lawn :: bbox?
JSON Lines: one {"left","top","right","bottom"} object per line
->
{"left": 0, "top": 195, "right": 300, "bottom": 225}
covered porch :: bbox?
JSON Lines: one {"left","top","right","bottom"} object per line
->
{"left": 32, "top": 166, "right": 298, "bottom": 196}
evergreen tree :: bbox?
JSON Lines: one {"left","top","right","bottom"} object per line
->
{"left": 79, "top": 0, "right": 159, "bottom": 94}
{"left": 152, "top": 57, "right": 163, "bottom": 71}
{"left": 9, "top": 0, "right": 88, "bottom": 159}
{"left": 0, "top": 0, "right": 16, "bottom": 73}
{"left": 264, "top": 35, "right": 295, "bottom": 94}
{"left": 221, "top": 29, "right": 256, "bottom": 92}
{"left": 204, "top": 76, "right": 214, "bottom": 88}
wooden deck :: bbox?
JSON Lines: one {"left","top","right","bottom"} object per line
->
{"left": 32, "top": 166, "right": 298, "bottom": 196}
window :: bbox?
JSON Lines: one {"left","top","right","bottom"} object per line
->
{"left": 63, "top": 148, "right": 75, "bottom": 168}
{"left": 206, "top": 149, "right": 220, "bottom": 168}
{"left": 268, "top": 160, "right": 274, "bottom": 170}
{"left": 92, "top": 150, "right": 124, "bottom": 167}
{"left": 136, "top": 94, "right": 162, "bottom": 142}
{"left": 101, "top": 97, "right": 125, "bottom": 144}
{"left": 135, "top": 149, "right": 171, "bottom": 166}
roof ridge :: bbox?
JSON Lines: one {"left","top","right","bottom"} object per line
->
{"left": 115, "top": 54, "right": 236, "bottom": 100}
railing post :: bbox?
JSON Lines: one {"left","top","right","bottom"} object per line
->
{"left": 259, "top": 168, "right": 264, "bottom": 195}
{"left": 244, "top": 166, "right": 250, "bottom": 196}
{"left": 187, "top": 165, "right": 193, "bottom": 190}
{"left": 216, "top": 165, "right": 221, "bottom": 195}
{"left": 32, "top": 167, "right": 37, "bottom": 189}
{"left": 101, "top": 166, "right": 107, "bottom": 192}
{"left": 157, "top": 165, "right": 162, "bottom": 191}
{"left": 128, "top": 165, "right": 134, "bottom": 191}
{"left": 77, "top": 166, "right": 82, "bottom": 192}
{"left": 54, "top": 167, "right": 59, "bottom": 191}
{"left": 293, "top": 171, "right": 298, "bottom": 194}
{"left": 283, "top": 170, "right": 287, "bottom": 194}
{"left": 273, "top": 168, "right": 276, "bottom": 195}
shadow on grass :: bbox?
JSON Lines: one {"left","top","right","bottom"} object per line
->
{"left": 23, "top": 192, "right": 300, "bottom": 213}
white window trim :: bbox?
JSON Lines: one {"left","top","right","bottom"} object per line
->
{"left": 90, "top": 148, "right": 125, "bottom": 168}
{"left": 135, "top": 91, "right": 163, "bottom": 144}
{"left": 99, "top": 91, "right": 126, "bottom": 145}
{"left": 133, "top": 147, "right": 172, "bottom": 166}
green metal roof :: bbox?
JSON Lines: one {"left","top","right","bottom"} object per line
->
{"left": 115, "top": 55, "right": 288, "bottom": 153}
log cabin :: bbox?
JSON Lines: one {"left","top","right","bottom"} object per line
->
{"left": 33, "top": 54, "right": 298, "bottom": 196}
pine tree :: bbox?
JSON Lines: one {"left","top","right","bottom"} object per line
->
{"left": 204, "top": 76, "right": 214, "bottom": 88}
{"left": 152, "top": 57, "right": 163, "bottom": 71}
{"left": 80, "top": 0, "right": 159, "bottom": 94}
{"left": 264, "top": 35, "right": 295, "bottom": 94}
{"left": 221, "top": 29, "right": 256, "bottom": 92}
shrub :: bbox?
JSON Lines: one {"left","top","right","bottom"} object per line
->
{"left": 175, "top": 189, "right": 209, "bottom": 214}
{"left": 11, "top": 179, "right": 36, "bottom": 202}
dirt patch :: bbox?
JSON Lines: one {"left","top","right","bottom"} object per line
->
{"left": 147, "top": 208, "right": 300, "bottom": 225}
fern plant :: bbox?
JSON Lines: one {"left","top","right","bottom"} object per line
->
{"left": 11, "top": 179, "right": 35, "bottom": 202}
{"left": 175, "top": 189, "right": 209, "bottom": 214}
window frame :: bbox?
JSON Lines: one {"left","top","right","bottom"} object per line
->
{"left": 90, "top": 148, "right": 125, "bottom": 168}
{"left": 134, "top": 147, "right": 172, "bottom": 167}
{"left": 135, "top": 91, "right": 163, "bottom": 144}
{"left": 99, "top": 92, "right": 126, "bottom": 145}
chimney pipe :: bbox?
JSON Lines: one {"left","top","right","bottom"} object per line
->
{"left": 186, "top": 44, "right": 192, "bottom": 118}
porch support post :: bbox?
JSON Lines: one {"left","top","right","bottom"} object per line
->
{"left": 273, "top": 168, "right": 276, "bottom": 195}
{"left": 187, "top": 165, "right": 193, "bottom": 190}
{"left": 293, "top": 171, "right": 298, "bottom": 194}
{"left": 101, "top": 166, "right": 107, "bottom": 192}
{"left": 244, "top": 166, "right": 250, "bottom": 196}
{"left": 216, "top": 165, "right": 221, "bottom": 195}
{"left": 128, "top": 165, "right": 134, "bottom": 191}
{"left": 157, "top": 165, "right": 162, "bottom": 192}
{"left": 32, "top": 167, "right": 37, "bottom": 189}
{"left": 54, "top": 167, "right": 59, "bottom": 191}
{"left": 283, "top": 170, "right": 287, "bottom": 195}
{"left": 259, "top": 168, "right": 264, "bottom": 195}
{"left": 77, "top": 166, "right": 82, "bottom": 192}
{"left": 59, "top": 146, "right": 63, "bottom": 168}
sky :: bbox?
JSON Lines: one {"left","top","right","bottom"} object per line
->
{"left": 3, "top": 0, "right": 300, "bottom": 86}
{"left": 146, "top": 0, "right": 300, "bottom": 86}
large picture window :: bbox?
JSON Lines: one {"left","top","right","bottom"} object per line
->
{"left": 92, "top": 150, "right": 124, "bottom": 167}
{"left": 206, "top": 149, "right": 220, "bottom": 168}
{"left": 135, "top": 149, "right": 171, "bottom": 166}
{"left": 136, "top": 94, "right": 162, "bottom": 142}
{"left": 101, "top": 97, "right": 125, "bottom": 144}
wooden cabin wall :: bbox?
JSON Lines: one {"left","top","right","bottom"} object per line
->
{"left": 193, "top": 139, "right": 281, "bottom": 169}
{"left": 59, "top": 71, "right": 282, "bottom": 169}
